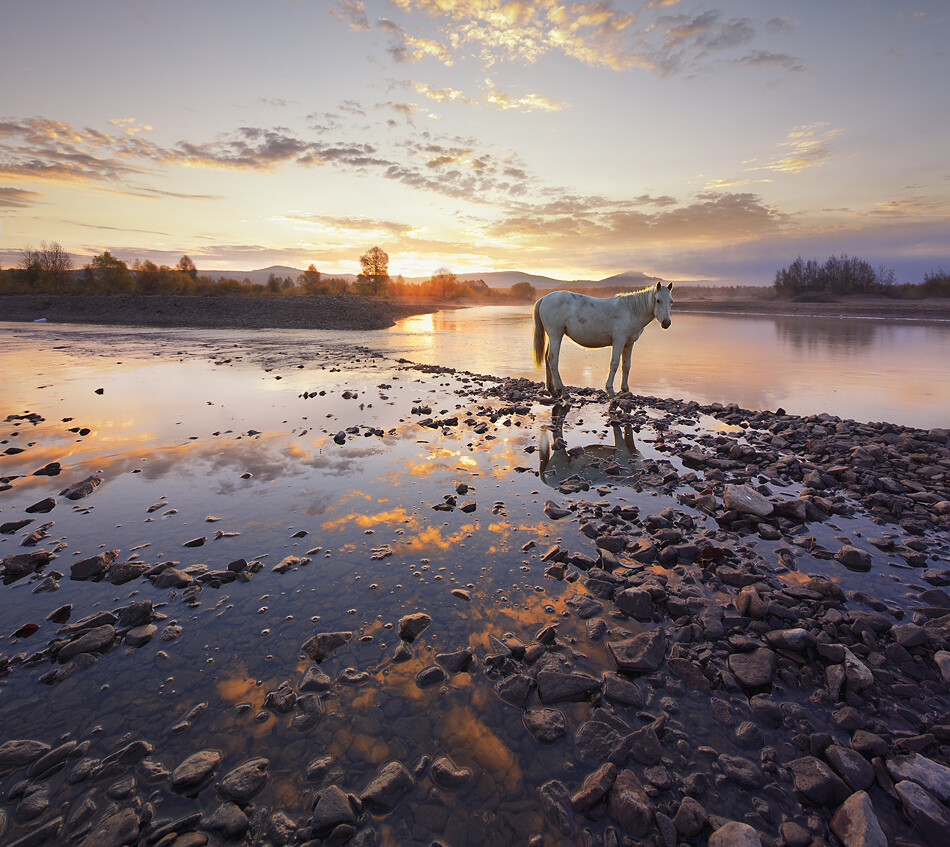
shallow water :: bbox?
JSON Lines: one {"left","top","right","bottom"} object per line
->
{"left": 364, "top": 306, "right": 950, "bottom": 429}
{"left": 0, "top": 322, "right": 945, "bottom": 846}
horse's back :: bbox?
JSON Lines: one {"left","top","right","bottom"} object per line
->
{"left": 538, "top": 290, "right": 622, "bottom": 347}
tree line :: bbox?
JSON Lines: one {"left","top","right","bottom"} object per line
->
{"left": 0, "top": 242, "right": 539, "bottom": 302}
{"left": 774, "top": 254, "right": 949, "bottom": 298}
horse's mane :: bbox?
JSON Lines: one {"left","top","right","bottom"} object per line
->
{"left": 616, "top": 285, "right": 656, "bottom": 320}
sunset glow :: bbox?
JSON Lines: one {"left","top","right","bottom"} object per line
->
{"left": 2, "top": 1, "right": 948, "bottom": 283}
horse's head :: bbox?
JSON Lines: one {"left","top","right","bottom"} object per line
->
{"left": 654, "top": 281, "right": 673, "bottom": 329}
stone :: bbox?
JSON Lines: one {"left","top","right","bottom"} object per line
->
{"left": 724, "top": 484, "right": 773, "bottom": 518}
{"left": 78, "top": 808, "right": 139, "bottom": 847}
{"left": 780, "top": 821, "right": 812, "bottom": 847}
{"left": 106, "top": 561, "right": 149, "bottom": 585}
{"left": 764, "top": 628, "right": 817, "bottom": 652}
{"left": 574, "top": 720, "right": 627, "bottom": 765}
{"left": 494, "top": 673, "right": 534, "bottom": 707}
{"left": 836, "top": 545, "right": 873, "bottom": 572}
{"left": 602, "top": 672, "right": 643, "bottom": 707}
{"left": 536, "top": 669, "right": 600, "bottom": 703}
{"left": 886, "top": 753, "right": 950, "bottom": 802}
{"left": 615, "top": 588, "right": 654, "bottom": 620}
{"left": 116, "top": 599, "right": 152, "bottom": 628}
{"left": 397, "top": 613, "right": 431, "bottom": 642}
{"left": 727, "top": 648, "right": 776, "bottom": 688}
{"left": 841, "top": 647, "right": 874, "bottom": 692}
{"left": 201, "top": 803, "right": 249, "bottom": 840}
{"left": 628, "top": 726, "right": 663, "bottom": 765}
{"left": 540, "top": 780, "right": 575, "bottom": 835}
{"left": 58, "top": 624, "right": 115, "bottom": 662}
{"left": 125, "top": 624, "right": 156, "bottom": 647}
{"left": 830, "top": 791, "right": 887, "bottom": 847}
{"left": 786, "top": 756, "right": 850, "bottom": 808}
{"left": 153, "top": 567, "right": 193, "bottom": 589}
{"left": 300, "top": 665, "right": 333, "bottom": 692}
{"left": 608, "top": 768, "right": 655, "bottom": 838}
{"left": 572, "top": 762, "right": 617, "bottom": 812}
{"left": 825, "top": 745, "right": 874, "bottom": 791}
{"left": 607, "top": 629, "right": 666, "bottom": 673}
{"left": 60, "top": 474, "right": 102, "bottom": 500}
{"left": 70, "top": 550, "right": 118, "bottom": 580}
{"left": 894, "top": 780, "right": 950, "bottom": 845}
{"left": 415, "top": 665, "right": 446, "bottom": 688}
{"left": 171, "top": 750, "right": 222, "bottom": 791}
{"left": 673, "top": 796, "right": 709, "bottom": 837}
{"left": 361, "top": 761, "right": 414, "bottom": 809}
{"left": 311, "top": 785, "right": 357, "bottom": 834}
{"left": 718, "top": 754, "right": 765, "bottom": 788}
{"left": 219, "top": 757, "right": 269, "bottom": 802}
{"left": 3, "top": 550, "right": 55, "bottom": 578}
{"left": 0, "top": 739, "right": 50, "bottom": 767}
{"left": 436, "top": 647, "right": 474, "bottom": 673}
{"left": 709, "top": 821, "right": 762, "bottom": 847}
{"left": 543, "top": 501, "right": 572, "bottom": 520}
{"left": 523, "top": 708, "right": 566, "bottom": 743}
{"left": 301, "top": 631, "right": 353, "bottom": 662}
{"left": 430, "top": 756, "right": 472, "bottom": 790}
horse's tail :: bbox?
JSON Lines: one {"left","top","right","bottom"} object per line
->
{"left": 532, "top": 299, "right": 547, "bottom": 370}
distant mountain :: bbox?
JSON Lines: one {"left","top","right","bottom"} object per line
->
{"left": 201, "top": 266, "right": 357, "bottom": 286}
{"left": 598, "top": 270, "right": 664, "bottom": 287}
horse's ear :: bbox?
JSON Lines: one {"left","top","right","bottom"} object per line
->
{"left": 667, "top": 282, "right": 673, "bottom": 291}
{"left": 655, "top": 281, "right": 661, "bottom": 291}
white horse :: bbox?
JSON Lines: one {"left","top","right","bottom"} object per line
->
{"left": 533, "top": 282, "right": 674, "bottom": 397}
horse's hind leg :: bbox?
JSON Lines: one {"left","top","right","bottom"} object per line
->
{"left": 546, "top": 332, "right": 566, "bottom": 398}
{"left": 620, "top": 339, "right": 634, "bottom": 393}
{"left": 605, "top": 338, "right": 624, "bottom": 395}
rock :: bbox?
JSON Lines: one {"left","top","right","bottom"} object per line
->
{"left": 842, "top": 647, "right": 874, "bottom": 692}
{"left": 894, "top": 780, "right": 950, "bottom": 845}
{"left": 0, "top": 739, "right": 51, "bottom": 767}
{"left": 300, "top": 665, "right": 333, "bottom": 692}
{"left": 608, "top": 768, "right": 655, "bottom": 838}
{"left": 58, "top": 624, "right": 116, "bottom": 662}
{"left": 70, "top": 550, "right": 119, "bottom": 580}
{"left": 607, "top": 629, "right": 666, "bottom": 673}
{"left": 628, "top": 726, "right": 663, "bottom": 765}
{"left": 780, "top": 821, "right": 812, "bottom": 847}
{"left": 536, "top": 669, "right": 600, "bottom": 703}
{"left": 397, "top": 613, "right": 431, "bottom": 642}
{"left": 718, "top": 754, "right": 765, "bottom": 788}
{"left": 830, "top": 791, "right": 887, "bottom": 847}
{"left": 836, "top": 545, "right": 873, "bottom": 572}
{"left": 78, "top": 808, "right": 139, "bottom": 847}
{"left": 171, "top": 750, "right": 222, "bottom": 791}
{"left": 25, "top": 497, "right": 56, "bottom": 514}
{"left": 891, "top": 622, "right": 927, "bottom": 648}
{"left": 724, "top": 484, "right": 773, "bottom": 518}
{"left": 886, "top": 753, "right": 950, "bottom": 802}
{"left": 106, "top": 561, "right": 149, "bottom": 585}
{"left": 153, "top": 567, "right": 193, "bottom": 589}
{"left": 674, "top": 796, "right": 709, "bottom": 837}
{"left": 436, "top": 648, "right": 474, "bottom": 674}
{"left": 116, "top": 599, "right": 152, "bottom": 628}
{"left": 727, "top": 648, "right": 776, "bottom": 688}
{"left": 825, "top": 745, "right": 874, "bottom": 791}
{"left": 201, "top": 802, "right": 249, "bottom": 840}
{"left": 786, "top": 756, "right": 850, "bottom": 808}
{"left": 3, "top": 550, "right": 55, "bottom": 578}
{"left": 574, "top": 720, "right": 627, "bottom": 765}
{"left": 361, "top": 760, "right": 415, "bottom": 809}
{"left": 494, "top": 673, "right": 533, "bottom": 707}
{"left": 415, "top": 665, "right": 446, "bottom": 688}
{"left": 301, "top": 631, "right": 353, "bottom": 662}
{"left": 523, "top": 708, "right": 567, "bottom": 743}
{"left": 763, "top": 628, "right": 816, "bottom": 652}
{"left": 539, "top": 780, "right": 575, "bottom": 836}
{"left": 219, "top": 757, "right": 269, "bottom": 802}
{"left": 615, "top": 588, "right": 654, "bottom": 620}
{"left": 430, "top": 756, "right": 472, "bottom": 790}
{"left": 708, "top": 821, "right": 762, "bottom": 847}
{"left": 602, "top": 673, "right": 643, "bottom": 707}
{"left": 311, "top": 785, "right": 358, "bottom": 834}
{"left": 572, "top": 762, "right": 617, "bottom": 812}
{"left": 124, "top": 624, "right": 156, "bottom": 647}
{"left": 851, "top": 731, "right": 887, "bottom": 759}
{"left": 543, "top": 501, "right": 572, "bottom": 520}
{"left": 60, "top": 474, "right": 102, "bottom": 500}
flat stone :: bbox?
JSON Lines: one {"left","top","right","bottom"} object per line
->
{"left": 58, "top": 624, "right": 116, "bottom": 662}
{"left": 540, "top": 780, "right": 575, "bottom": 835}
{"left": 200, "top": 802, "right": 249, "bottom": 840}
{"left": 572, "top": 762, "right": 617, "bottom": 812}
{"left": 709, "top": 821, "right": 762, "bottom": 847}
{"left": 397, "top": 613, "right": 431, "bottom": 642}
{"left": 608, "top": 768, "right": 655, "bottom": 838}
{"left": 106, "top": 561, "right": 149, "bottom": 585}
{"left": 494, "top": 673, "right": 534, "bottom": 707}
{"left": 826, "top": 745, "right": 874, "bottom": 791}
{"left": 361, "top": 760, "right": 414, "bottom": 810}
{"left": 430, "top": 756, "right": 472, "bottom": 790}
{"left": 311, "top": 784, "right": 357, "bottom": 834}
{"left": 574, "top": 720, "right": 627, "bottom": 765}
{"left": 523, "top": 708, "right": 566, "bottom": 743}
{"left": 301, "top": 631, "right": 353, "bottom": 662}
{"left": 537, "top": 669, "right": 600, "bottom": 703}
{"left": 602, "top": 672, "right": 643, "bottom": 707}
{"left": 0, "top": 739, "right": 50, "bottom": 767}
{"left": 153, "top": 567, "right": 193, "bottom": 589}
{"left": 219, "top": 757, "right": 269, "bottom": 802}
{"left": 125, "top": 624, "right": 156, "bottom": 647}
{"left": 60, "top": 474, "right": 101, "bottom": 500}
{"left": 3, "top": 550, "right": 55, "bottom": 578}
{"left": 764, "top": 628, "right": 817, "bottom": 652}
{"left": 70, "top": 550, "right": 118, "bottom": 580}
{"left": 718, "top": 754, "right": 765, "bottom": 788}
{"left": 607, "top": 629, "right": 666, "bottom": 673}
{"left": 886, "top": 753, "right": 950, "bottom": 802}
{"left": 171, "top": 750, "right": 222, "bottom": 791}
{"left": 628, "top": 725, "right": 663, "bottom": 765}
{"left": 727, "top": 648, "right": 776, "bottom": 688}
{"left": 830, "top": 790, "right": 887, "bottom": 847}
{"left": 786, "top": 756, "right": 850, "bottom": 808}
{"left": 836, "top": 545, "right": 873, "bottom": 572}
{"left": 724, "top": 484, "right": 773, "bottom": 518}
{"left": 543, "top": 501, "right": 572, "bottom": 520}
{"left": 78, "top": 808, "right": 139, "bottom": 847}
{"left": 894, "top": 780, "right": 950, "bottom": 845}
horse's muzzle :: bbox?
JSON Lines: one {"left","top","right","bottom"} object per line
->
{"left": 661, "top": 319, "right": 671, "bottom": 329}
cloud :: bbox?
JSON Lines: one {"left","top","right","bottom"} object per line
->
{"left": 413, "top": 82, "right": 471, "bottom": 103}
{"left": 748, "top": 123, "right": 842, "bottom": 175}
{"left": 0, "top": 186, "right": 41, "bottom": 207}
{"left": 330, "top": 0, "right": 371, "bottom": 31}
{"left": 734, "top": 50, "right": 804, "bottom": 72}
{"left": 483, "top": 90, "right": 566, "bottom": 112}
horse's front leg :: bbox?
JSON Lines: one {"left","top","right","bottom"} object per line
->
{"left": 620, "top": 339, "right": 634, "bottom": 393}
{"left": 605, "top": 338, "right": 624, "bottom": 396}
{"left": 546, "top": 332, "right": 567, "bottom": 398}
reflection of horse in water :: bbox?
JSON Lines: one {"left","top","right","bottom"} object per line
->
{"left": 532, "top": 283, "right": 673, "bottom": 398}
{"left": 539, "top": 405, "right": 643, "bottom": 490}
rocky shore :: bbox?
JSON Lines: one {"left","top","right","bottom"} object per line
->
{"left": 0, "top": 339, "right": 948, "bottom": 847}
{"left": 0, "top": 293, "right": 432, "bottom": 330}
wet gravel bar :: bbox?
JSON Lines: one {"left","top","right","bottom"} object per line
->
{"left": 0, "top": 326, "right": 948, "bottom": 847}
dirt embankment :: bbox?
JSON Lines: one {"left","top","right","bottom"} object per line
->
{"left": 673, "top": 295, "right": 950, "bottom": 321}
{"left": 0, "top": 293, "right": 435, "bottom": 331}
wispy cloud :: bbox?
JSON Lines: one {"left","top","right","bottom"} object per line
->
{"left": 0, "top": 186, "right": 41, "bottom": 207}
{"left": 330, "top": 0, "right": 370, "bottom": 31}
{"left": 483, "top": 89, "right": 566, "bottom": 112}
{"left": 748, "top": 123, "right": 842, "bottom": 175}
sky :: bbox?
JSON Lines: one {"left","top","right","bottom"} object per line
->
{"left": 1, "top": 0, "right": 948, "bottom": 284}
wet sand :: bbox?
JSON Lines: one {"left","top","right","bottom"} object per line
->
{"left": 0, "top": 326, "right": 948, "bottom": 847}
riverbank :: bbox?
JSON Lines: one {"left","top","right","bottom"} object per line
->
{"left": 0, "top": 324, "right": 948, "bottom": 847}
{"left": 0, "top": 293, "right": 434, "bottom": 330}
{"left": 673, "top": 294, "right": 950, "bottom": 322}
